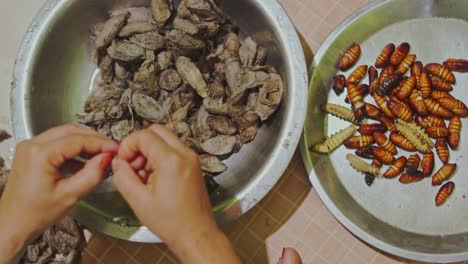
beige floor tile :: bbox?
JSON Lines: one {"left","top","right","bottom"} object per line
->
{"left": 310, "top": 254, "right": 331, "bottom": 264}
{"left": 317, "top": 237, "right": 348, "bottom": 264}
{"left": 339, "top": 0, "right": 369, "bottom": 11}
{"left": 332, "top": 224, "right": 358, "bottom": 248}
{"left": 339, "top": 250, "right": 368, "bottom": 264}
{"left": 351, "top": 240, "right": 379, "bottom": 263}
{"left": 266, "top": 240, "right": 283, "bottom": 264}
{"left": 299, "top": 222, "right": 331, "bottom": 252}
{"left": 312, "top": 22, "right": 335, "bottom": 46}
{"left": 324, "top": 2, "right": 352, "bottom": 28}
{"left": 283, "top": 207, "right": 313, "bottom": 236}
{"left": 371, "top": 253, "right": 405, "bottom": 264}
{"left": 299, "top": 188, "right": 326, "bottom": 218}
{"left": 303, "top": 0, "right": 339, "bottom": 18}
{"left": 279, "top": 0, "right": 302, "bottom": 18}
{"left": 269, "top": 224, "right": 299, "bottom": 249}
{"left": 312, "top": 206, "right": 340, "bottom": 233}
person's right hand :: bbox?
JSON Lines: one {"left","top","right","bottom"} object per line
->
{"left": 112, "top": 125, "right": 240, "bottom": 264}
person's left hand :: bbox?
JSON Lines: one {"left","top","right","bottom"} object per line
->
{"left": 0, "top": 125, "right": 118, "bottom": 260}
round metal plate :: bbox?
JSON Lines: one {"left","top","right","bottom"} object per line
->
{"left": 300, "top": 0, "right": 468, "bottom": 262}
{"left": 11, "top": 0, "right": 308, "bottom": 242}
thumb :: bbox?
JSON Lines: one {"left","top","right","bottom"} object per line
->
{"left": 57, "top": 152, "right": 114, "bottom": 198}
{"left": 112, "top": 158, "right": 147, "bottom": 212}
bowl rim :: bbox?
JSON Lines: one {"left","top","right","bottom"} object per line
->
{"left": 300, "top": 0, "right": 468, "bottom": 262}
{"left": 10, "top": 0, "right": 308, "bottom": 242}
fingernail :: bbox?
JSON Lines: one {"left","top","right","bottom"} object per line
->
{"left": 100, "top": 153, "right": 114, "bottom": 169}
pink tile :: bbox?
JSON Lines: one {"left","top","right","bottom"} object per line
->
{"left": 312, "top": 22, "right": 334, "bottom": 45}
{"left": 293, "top": 240, "right": 312, "bottom": 262}
{"left": 299, "top": 222, "right": 331, "bottom": 252}
{"left": 371, "top": 253, "right": 405, "bottom": 264}
{"left": 333, "top": 224, "right": 357, "bottom": 249}
{"left": 303, "top": 0, "right": 339, "bottom": 18}
{"left": 340, "top": 0, "right": 369, "bottom": 11}
{"left": 339, "top": 250, "right": 368, "bottom": 264}
{"left": 279, "top": 0, "right": 302, "bottom": 18}
{"left": 324, "top": 2, "right": 352, "bottom": 28}
{"left": 310, "top": 254, "right": 331, "bottom": 264}
{"left": 268, "top": 224, "right": 298, "bottom": 248}
{"left": 283, "top": 208, "right": 312, "bottom": 236}
{"left": 351, "top": 240, "right": 379, "bottom": 263}
{"left": 317, "top": 237, "right": 348, "bottom": 264}
{"left": 299, "top": 188, "right": 326, "bottom": 218}
{"left": 312, "top": 206, "right": 340, "bottom": 233}
{"left": 266, "top": 240, "right": 282, "bottom": 264}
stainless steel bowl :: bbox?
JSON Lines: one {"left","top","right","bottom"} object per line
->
{"left": 300, "top": 0, "right": 468, "bottom": 262}
{"left": 11, "top": 0, "right": 308, "bottom": 242}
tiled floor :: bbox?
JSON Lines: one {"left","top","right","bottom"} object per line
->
{"left": 2, "top": 0, "right": 468, "bottom": 264}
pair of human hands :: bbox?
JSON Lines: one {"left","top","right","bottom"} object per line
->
{"left": 0, "top": 124, "right": 229, "bottom": 263}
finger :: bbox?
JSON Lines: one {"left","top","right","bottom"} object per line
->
{"left": 118, "top": 130, "right": 172, "bottom": 162}
{"left": 57, "top": 152, "right": 114, "bottom": 198}
{"left": 33, "top": 124, "right": 106, "bottom": 143}
{"left": 147, "top": 124, "right": 188, "bottom": 151}
{"left": 279, "top": 248, "right": 302, "bottom": 264}
{"left": 112, "top": 159, "right": 148, "bottom": 211}
{"left": 45, "top": 135, "right": 119, "bottom": 168}
{"left": 131, "top": 156, "right": 147, "bottom": 171}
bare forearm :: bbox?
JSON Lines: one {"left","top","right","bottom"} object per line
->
{"left": 172, "top": 228, "right": 241, "bottom": 264}
{"left": 0, "top": 203, "right": 29, "bottom": 264}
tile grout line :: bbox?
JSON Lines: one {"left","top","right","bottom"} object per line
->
{"left": 97, "top": 239, "right": 118, "bottom": 262}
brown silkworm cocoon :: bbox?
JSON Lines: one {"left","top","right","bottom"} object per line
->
{"left": 389, "top": 132, "right": 417, "bottom": 152}
{"left": 448, "top": 116, "right": 461, "bottom": 150}
{"left": 424, "top": 98, "right": 454, "bottom": 119}
{"left": 425, "top": 63, "right": 456, "bottom": 84}
{"left": 375, "top": 43, "right": 395, "bottom": 68}
{"left": 409, "top": 89, "right": 428, "bottom": 116}
{"left": 383, "top": 156, "right": 407, "bottom": 178}
{"left": 416, "top": 115, "right": 445, "bottom": 129}
{"left": 431, "top": 76, "right": 453, "bottom": 92}
{"left": 347, "top": 65, "right": 368, "bottom": 84}
{"left": 338, "top": 43, "right": 361, "bottom": 71}
{"left": 390, "top": 42, "right": 410, "bottom": 66}
{"left": 373, "top": 131, "right": 397, "bottom": 155}
{"left": 443, "top": 59, "right": 468, "bottom": 72}
{"left": 396, "top": 54, "right": 416, "bottom": 75}
{"left": 344, "top": 135, "right": 375, "bottom": 149}
{"left": 435, "top": 138, "right": 449, "bottom": 164}
{"left": 418, "top": 71, "right": 432, "bottom": 99}
{"left": 394, "top": 76, "right": 416, "bottom": 100}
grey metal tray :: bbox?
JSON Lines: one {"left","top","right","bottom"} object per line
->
{"left": 300, "top": 0, "right": 468, "bottom": 262}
